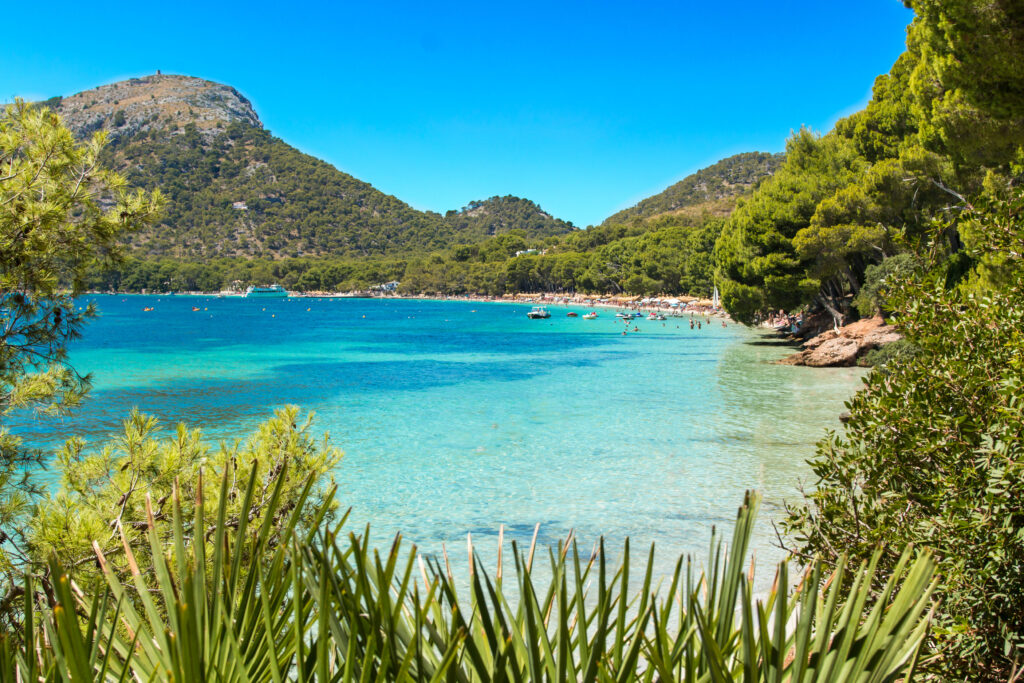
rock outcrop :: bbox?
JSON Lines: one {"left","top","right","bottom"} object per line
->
{"left": 48, "top": 74, "right": 262, "bottom": 141}
{"left": 778, "top": 316, "right": 902, "bottom": 367}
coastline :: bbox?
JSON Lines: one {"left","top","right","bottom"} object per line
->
{"left": 96, "top": 290, "right": 731, "bottom": 319}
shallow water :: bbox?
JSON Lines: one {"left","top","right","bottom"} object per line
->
{"left": 13, "top": 295, "right": 865, "bottom": 591}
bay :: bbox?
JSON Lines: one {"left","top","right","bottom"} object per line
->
{"left": 14, "top": 295, "right": 864, "bottom": 590}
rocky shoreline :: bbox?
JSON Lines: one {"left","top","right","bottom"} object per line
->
{"left": 777, "top": 315, "right": 902, "bottom": 367}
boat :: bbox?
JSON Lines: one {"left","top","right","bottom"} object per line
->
{"left": 582, "top": 312, "right": 598, "bottom": 319}
{"left": 567, "top": 311, "right": 578, "bottom": 317}
{"left": 527, "top": 306, "right": 551, "bottom": 319}
{"left": 244, "top": 284, "right": 289, "bottom": 298}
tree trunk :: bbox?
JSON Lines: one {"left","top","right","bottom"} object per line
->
{"left": 816, "top": 287, "right": 845, "bottom": 331}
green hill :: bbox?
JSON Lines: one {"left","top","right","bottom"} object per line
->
{"left": 443, "top": 196, "right": 575, "bottom": 240}
{"left": 45, "top": 74, "right": 575, "bottom": 259}
{"left": 602, "top": 151, "right": 784, "bottom": 226}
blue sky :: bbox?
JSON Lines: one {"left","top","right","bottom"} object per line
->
{"left": 3, "top": 1, "right": 913, "bottom": 226}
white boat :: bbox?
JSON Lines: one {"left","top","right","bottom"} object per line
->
{"left": 582, "top": 312, "right": 598, "bottom": 319}
{"left": 527, "top": 306, "right": 551, "bottom": 319}
{"left": 244, "top": 284, "right": 288, "bottom": 298}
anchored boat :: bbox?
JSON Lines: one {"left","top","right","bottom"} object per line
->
{"left": 527, "top": 306, "right": 551, "bottom": 319}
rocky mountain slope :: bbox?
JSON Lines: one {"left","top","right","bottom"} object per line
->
{"left": 45, "top": 74, "right": 262, "bottom": 141}
{"left": 602, "top": 151, "right": 784, "bottom": 226}
{"left": 43, "top": 74, "right": 575, "bottom": 259}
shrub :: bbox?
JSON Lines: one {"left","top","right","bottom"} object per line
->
{"left": 786, "top": 190, "right": 1024, "bottom": 680}
{"left": 853, "top": 253, "right": 923, "bottom": 317}
{"left": 0, "top": 485, "right": 936, "bottom": 681}
{"left": 856, "top": 338, "right": 918, "bottom": 367}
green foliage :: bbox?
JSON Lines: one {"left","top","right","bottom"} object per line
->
{"left": 0, "top": 101, "right": 161, "bottom": 589}
{"left": 855, "top": 338, "right": 918, "bottom": 369}
{"left": 853, "top": 253, "right": 923, "bottom": 316}
{"left": 714, "top": 130, "right": 865, "bottom": 324}
{"left": 88, "top": 211, "right": 727, "bottom": 298}
{"left": 603, "top": 152, "right": 784, "bottom": 226}
{"left": 27, "top": 406, "right": 338, "bottom": 596}
{"left": 0, "top": 484, "right": 937, "bottom": 681}
{"left": 905, "top": 0, "right": 1024, "bottom": 169}
{"left": 785, "top": 192, "right": 1024, "bottom": 680}
{"left": 713, "top": 0, "right": 1024, "bottom": 327}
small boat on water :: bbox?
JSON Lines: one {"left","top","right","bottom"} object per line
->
{"left": 244, "top": 284, "right": 289, "bottom": 298}
{"left": 527, "top": 306, "right": 551, "bottom": 319}
{"left": 583, "top": 312, "right": 598, "bottom": 319}
{"left": 567, "top": 311, "right": 578, "bottom": 317}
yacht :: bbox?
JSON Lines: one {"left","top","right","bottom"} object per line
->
{"left": 244, "top": 284, "right": 289, "bottom": 298}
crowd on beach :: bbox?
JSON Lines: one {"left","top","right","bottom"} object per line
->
{"left": 407, "top": 292, "right": 731, "bottom": 318}
{"left": 761, "top": 309, "right": 804, "bottom": 333}
{"left": 100, "top": 288, "right": 732, "bottom": 322}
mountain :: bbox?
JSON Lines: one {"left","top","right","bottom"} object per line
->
{"left": 44, "top": 74, "right": 576, "bottom": 259}
{"left": 602, "top": 151, "right": 785, "bottom": 226}
{"left": 442, "top": 196, "right": 575, "bottom": 240}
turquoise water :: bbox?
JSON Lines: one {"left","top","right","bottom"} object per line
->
{"left": 14, "top": 295, "right": 864, "bottom": 590}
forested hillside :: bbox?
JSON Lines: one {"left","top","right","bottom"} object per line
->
{"left": 442, "top": 196, "right": 575, "bottom": 239}
{"left": 46, "top": 74, "right": 576, "bottom": 260}
{"left": 49, "top": 74, "right": 806, "bottom": 295}
{"left": 602, "top": 152, "right": 783, "bottom": 226}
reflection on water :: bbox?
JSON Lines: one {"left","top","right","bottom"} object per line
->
{"left": 11, "top": 296, "right": 866, "bottom": 592}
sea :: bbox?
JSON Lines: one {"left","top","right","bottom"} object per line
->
{"left": 12, "top": 295, "right": 865, "bottom": 593}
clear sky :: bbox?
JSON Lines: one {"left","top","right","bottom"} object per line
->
{"left": 2, "top": 1, "right": 913, "bottom": 227}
